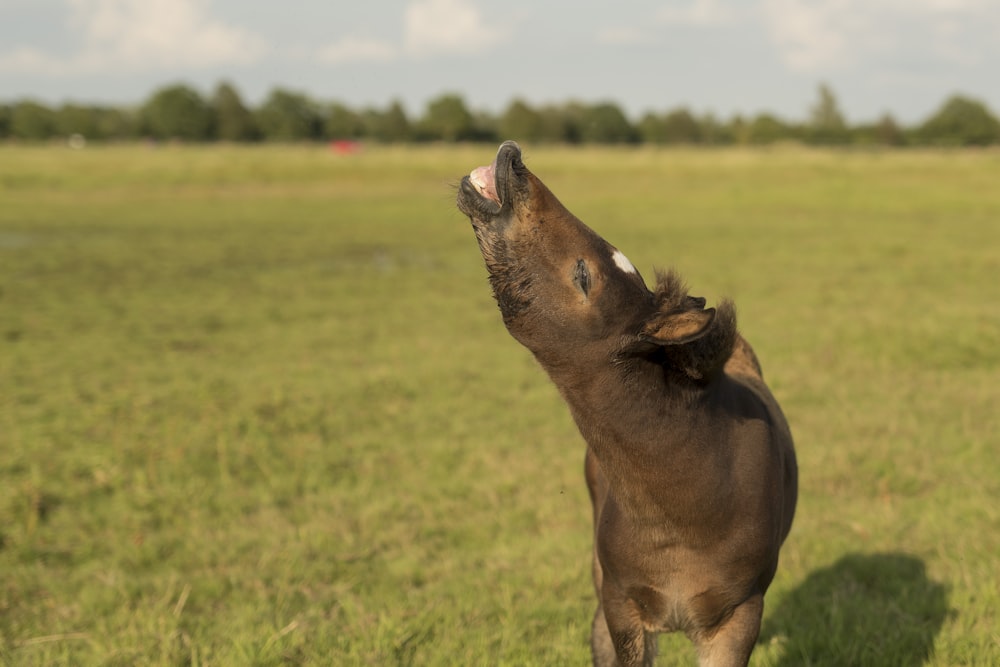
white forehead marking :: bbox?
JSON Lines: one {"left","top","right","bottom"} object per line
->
{"left": 612, "top": 249, "right": 638, "bottom": 275}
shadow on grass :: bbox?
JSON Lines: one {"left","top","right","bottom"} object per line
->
{"left": 760, "top": 552, "right": 950, "bottom": 666}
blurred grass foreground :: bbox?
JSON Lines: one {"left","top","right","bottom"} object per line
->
{"left": 1, "top": 144, "right": 998, "bottom": 665}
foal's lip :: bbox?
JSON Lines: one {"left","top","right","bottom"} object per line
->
{"left": 469, "top": 161, "right": 499, "bottom": 204}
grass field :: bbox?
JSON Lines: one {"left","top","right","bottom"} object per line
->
{"left": 1, "top": 143, "right": 998, "bottom": 666}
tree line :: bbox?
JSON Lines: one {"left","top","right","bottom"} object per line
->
{"left": 2, "top": 82, "right": 999, "bottom": 147}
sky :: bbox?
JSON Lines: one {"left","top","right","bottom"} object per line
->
{"left": 1, "top": 0, "right": 999, "bottom": 124}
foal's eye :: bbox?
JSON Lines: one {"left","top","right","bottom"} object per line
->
{"left": 573, "top": 259, "right": 591, "bottom": 296}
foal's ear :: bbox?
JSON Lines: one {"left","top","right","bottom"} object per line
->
{"left": 639, "top": 307, "right": 716, "bottom": 346}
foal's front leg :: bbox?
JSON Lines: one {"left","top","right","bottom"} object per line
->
{"left": 599, "top": 585, "right": 658, "bottom": 667}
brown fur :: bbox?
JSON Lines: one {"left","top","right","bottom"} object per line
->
{"left": 458, "top": 142, "right": 797, "bottom": 667}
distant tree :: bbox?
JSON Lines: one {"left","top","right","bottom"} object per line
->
{"left": 876, "top": 113, "right": 905, "bottom": 146}
{"left": 0, "top": 104, "right": 10, "bottom": 138}
{"left": 325, "top": 103, "right": 365, "bottom": 139}
{"left": 356, "top": 108, "right": 379, "bottom": 141}
{"left": 10, "top": 100, "right": 56, "bottom": 140}
{"left": 366, "top": 100, "right": 411, "bottom": 142}
{"left": 698, "top": 112, "right": 735, "bottom": 145}
{"left": 853, "top": 113, "right": 906, "bottom": 146}
{"left": 212, "top": 82, "right": 258, "bottom": 141}
{"left": 637, "top": 112, "right": 666, "bottom": 144}
{"left": 917, "top": 95, "right": 1000, "bottom": 146}
{"left": 470, "top": 110, "right": 499, "bottom": 142}
{"left": 96, "top": 107, "right": 139, "bottom": 140}
{"left": 663, "top": 108, "right": 702, "bottom": 143}
{"left": 418, "top": 93, "right": 476, "bottom": 142}
{"left": 55, "top": 104, "right": 103, "bottom": 139}
{"left": 500, "top": 99, "right": 545, "bottom": 142}
{"left": 745, "top": 113, "right": 794, "bottom": 145}
{"left": 255, "top": 88, "right": 323, "bottom": 141}
{"left": 141, "top": 84, "right": 214, "bottom": 140}
{"left": 538, "top": 104, "right": 583, "bottom": 143}
{"left": 580, "top": 102, "right": 636, "bottom": 144}
{"left": 639, "top": 107, "right": 702, "bottom": 144}
{"left": 807, "top": 83, "right": 849, "bottom": 144}
{"left": 728, "top": 114, "right": 749, "bottom": 144}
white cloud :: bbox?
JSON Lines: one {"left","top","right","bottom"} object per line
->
{"left": 916, "top": 0, "right": 990, "bottom": 10}
{"left": 317, "top": 37, "right": 397, "bottom": 65}
{"left": 0, "top": 47, "right": 63, "bottom": 76}
{"left": 0, "top": 0, "right": 266, "bottom": 75}
{"left": 759, "top": 0, "right": 858, "bottom": 71}
{"left": 316, "top": 0, "right": 510, "bottom": 66}
{"left": 760, "top": 0, "right": 1000, "bottom": 72}
{"left": 659, "top": 0, "right": 738, "bottom": 26}
{"left": 599, "top": 1, "right": 738, "bottom": 48}
{"left": 404, "top": 0, "right": 506, "bottom": 56}
{"left": 596, "top": 26, "right": 652, "bottom": 46}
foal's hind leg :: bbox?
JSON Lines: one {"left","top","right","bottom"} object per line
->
{"left": 598, "top": 585, "right": 658, "bottom": 667}
{"left": 694, "top": 594, "right": 763, "bottom": 667}
{"left": 592, "top": 603, "right": 657, "bottom": 667}
{"left": 591, "top": 602, "right": 618, "bottom": 667}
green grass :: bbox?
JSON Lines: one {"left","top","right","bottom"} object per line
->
{"left": 1, "top": 143, "right": 998, "bottom": 665}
